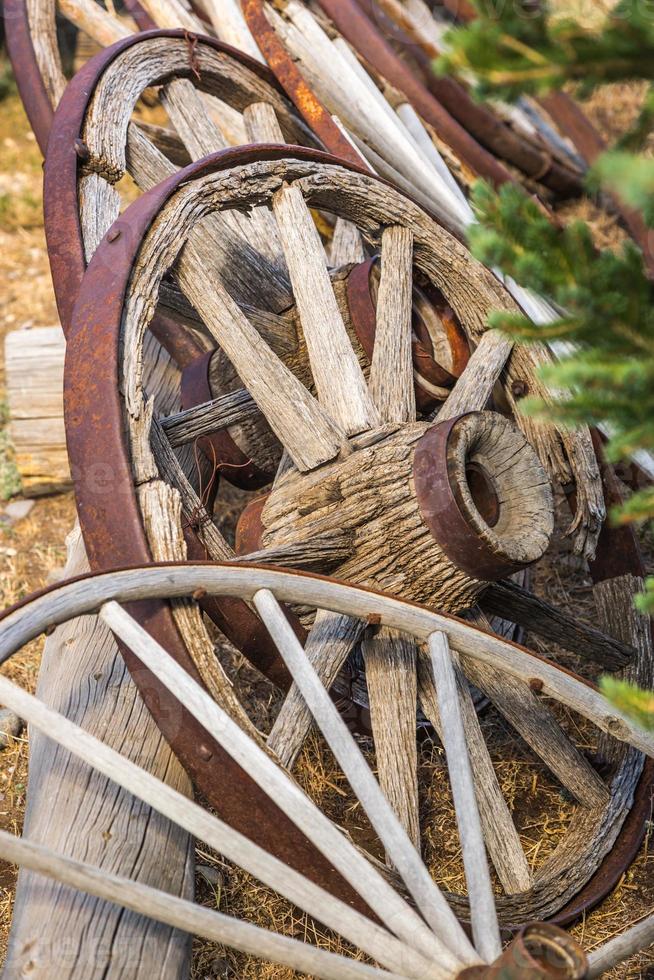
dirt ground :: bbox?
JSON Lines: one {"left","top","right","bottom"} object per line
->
{"left": 0, "top": 55, "right": 652, "bottom": 979}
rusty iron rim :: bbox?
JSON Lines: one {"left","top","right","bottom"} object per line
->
{"left": 4, "top": 0, "right": 55, "bottom": 155}
{"left": 241, "top": 0, "right": 364, "bottom": 166}
{"left": 42, "top": 27, "right": 315, "bottom": 337}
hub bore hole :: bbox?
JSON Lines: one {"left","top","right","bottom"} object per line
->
{"left": 465, "top": 462, "right": 500, "bottom": 528}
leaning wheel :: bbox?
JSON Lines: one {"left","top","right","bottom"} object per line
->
{"left": 63, "top": 144, "right": 651, "bottom": 926}
{"left": 1, "top": 561, "right": 652, "bottom": 972}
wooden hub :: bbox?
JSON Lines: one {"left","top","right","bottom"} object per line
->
{"left": 260, "top": 411, "right": 553, "bottom": 613}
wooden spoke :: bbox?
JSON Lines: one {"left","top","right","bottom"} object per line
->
{"left": 417, "top": 647, "right": 532, "bottom": 895}
{"left": 368, "top": 226, "right": 416, "bottom": 424}
{"left": 480, "top": 580, "right": 634, "bottom": 670}
{"left": 587, "top": 912, "right": 654, "bottom": 979}
{"left": 427, "top": 632, "right": 502, "bottom": 963}
{"left": 0, "top": 650, "right": 436, "bottom": 980}
{"left": 329, "top": 218, "right": 365, "bottom": 268}
{"left": 100, "top": 600, "right": 465, "bottom": 974}
{"left": 244, "top": 107, "right": 378, "bottom": 435}
{"left": 252, "top": 589, "right": 479, "bottom": 967}
{"left": 0, "top": 832, "right": 405, "bottom": 980}
{"left": 461, "top": 657, "right": 610, "bottom": 809}
{"left": 268, "top": 611, "right": 365, "bottom": 768}
{"left": 160, "top": 388, "right": 258, "bottom": 448}
{"left": 361, "top": 629, "right": 420, "bottom": 853}
{"left": 161, "top": 77, "right": 228, "bottom": 157}
{"left": 433, "top": 329, "right": 513, "bottom": 422}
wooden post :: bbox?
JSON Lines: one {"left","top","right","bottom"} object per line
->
{"left": 3, "top": 525, "right": 194, "bottom": 978}
{"left": 5, "top": 327, "right": 70, "bottom": 496}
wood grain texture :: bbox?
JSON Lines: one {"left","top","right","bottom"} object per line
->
{"left": 427, "top": 633, "right": 501, "bottom": 963}
{"left": 252, "top": 589, "right": 477, "bottom": 970}
{"left": 587, "top": 912, "right": 654, "bottom": 978}
{"left": 0, "top": 620, "right": 433, "bottom": 980}
{"left": 480, "top": 580, "right": 634, "bottom": 669}
{"left": 417, "top": 647, "right": 532, "bottom": 895}
{"left": 5, "top": 327, "right": 70, "bottom": 496}
{"left": 369, "top": 226, "right": 416, "bottom": 423}
{"left": 3, "top": 526, "right": 194, "bottom": 979}
{"left": 0, "top": 832, "right": 400, "bottom": 980}
{"left": 362, "top": 629, "right": 420, "bottom": 853}
{"left": 268, "top": 611, "right": 365, "bottom": 768}
{"left": 271, "top": 180, "right": 380, "bottom": 435}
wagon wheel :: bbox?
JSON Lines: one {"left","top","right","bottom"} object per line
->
{"left": 63, "top": 145, "right": 652, "bottom": 927}
{"left": 4, "top": 564, "right": 654, "bottom": 973}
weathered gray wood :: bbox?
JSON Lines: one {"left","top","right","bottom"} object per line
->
{"left": 101, "top": 599, "right": 463, "bottom": 975}
{"left": 461, "top": 655, "right": 610, "bottom": 808}
{"left": 26, "top": 0, "right": 66, "bottom": 104}
{"left": 0, "top": 630, "right": 433, "bottom": 980}
{"left": 427, "top": 633, "right": 501, "bottom": 963}
{"left": 2, "top": 566, "right": 651, "bottom": 760}
{"left": 369, "top": 226, "right": 416, "bottom": 424}
{"left": 587, "top": 912, "right": 654, "bottom": 978}
{"left": 0, "top": 832, "right": 400, "bottom": 980}
{"left": 362, "top": 629, "right": 420, "bottom": 854}
{"left": 160, "top": 388, "right": 258, "bottom": 448}
{"left": 261, "top": 413, "right": 552, "bottom": 611}
{"left": 3, "top": 526, "right": 194, "bottom": 979}
{"left": 5, "top": 326, "right": 70, "bottom": 496}
{"left": 434, "top": 330, "right": 513, "bottom": 422}
{"left": 329, "top": 218, "right": 365, "bottom": 268}
{"left": 480, "top": 580, "right": 634, "bottom": 669}
{"left": 268, "top": 611, "right": 365, "bottom": 768}
{"left": 417, "top": 647, "right": 532, "bottom": 895}
{"left": 252, "top": 589, "right": 479, "bottom": 968}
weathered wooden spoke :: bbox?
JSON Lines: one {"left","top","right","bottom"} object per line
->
{"left": 0, "top": 562, "right": 650, "bottom": 970}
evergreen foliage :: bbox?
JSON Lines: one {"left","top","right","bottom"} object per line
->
{"left": 439, "top": 0, "right": 654, "bottom": 621}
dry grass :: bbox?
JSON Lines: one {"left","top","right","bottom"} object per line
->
{"left": 0, "top": 42, "right": 652, "bottom": 979}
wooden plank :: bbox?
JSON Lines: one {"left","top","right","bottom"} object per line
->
{"left": 160, "top": 388, "right": 258, "bottom": 448}
{"left": 5, "top": 326, "right": 70, "bottom": 496}
{"left": 587, "top": 912, "right": 654, "bottom": 978}
{"left": 3, "top": 525, "right": 194, "bottom": 979}
{"left": 417, "top": 646, "right": 532, "bottom": 895}
{"left": 252, "top": 589, "right": 479, "bottom": 968}
{"left": 361, "top": 629, "right": 420, "bottom": 853}
{"left": 0, "top": 623, "right": 437, "bottom": 980}
{"left": 0, "top": 834, "right": 401, "bottom": 980}
{"left": 368, "top": 226, "right": 416, "bottom": 423}
{"left": 433, "top": 329, "right": 513, "bottom": 422}
{"left": 427, "top": 632, "right": 501, "bottom": 963}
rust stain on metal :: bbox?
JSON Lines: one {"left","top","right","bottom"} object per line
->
{"left": 242, "top": 0, "right": 364, "bottom": 164}
{"left": 4, "top": 0, "right": 55, "bottom": 155}
{"left": 458, "top": 922, "right": 587, "bottom": 977}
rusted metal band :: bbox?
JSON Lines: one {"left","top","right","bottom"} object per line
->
{"left": 4, "top": 0, "right": 55, "bottom": 155}
{"left": 241, "top": 0, "right": 366, "bottom": 165}
{"left": 458, "top": 922, "right": 587, "bottom": 977}
{"left": 413, "top": 415, "right": 531, "bottom": 580}
{"left": 180, "top": 351, "right": 274, "bottom": 489}
{"left": 316, "top": 0, "right": 513, "bottom": 187}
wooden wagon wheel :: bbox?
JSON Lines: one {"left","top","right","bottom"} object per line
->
{"left": 4, "top": 563, "right": 654, "bottom": 975}
{"left": 62, "top": 145, "right": 652, "bottom": 926}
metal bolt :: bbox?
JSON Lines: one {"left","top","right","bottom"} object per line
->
{"left": 74, "top": 138, "right": 90, "bottom": 161}
{"left": 511, "top": 379, "right": 529, "bottom": 398}
{"left": 193, "top": 587, "right": 207, "bottom": 601}
{"left": 529, "top": 677, "right": 544, "bottom": 693}
{"left": 106, "top": 228, "right": 121, "bottom": 243}
{"left": 198, "top": 744, "right": 214, "bottom": 761}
